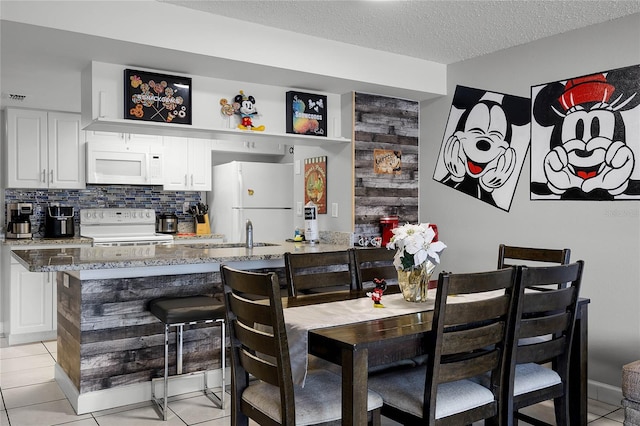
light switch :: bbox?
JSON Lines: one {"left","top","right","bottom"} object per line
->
{"left": 331, "top": 203, "right": 338, "bottom": 217}
{"left": 296, "top": 201, "right": 303, "bottom": 216}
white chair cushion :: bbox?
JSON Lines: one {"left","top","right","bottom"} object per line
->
{"left": 368, "top": 365, "right": 495, "bottom": 419}
{"left": 514, "top": 363, "right": 562, "bottom": 396}
{"left": 242, "top": 369, "right": 383, "bottom": 425}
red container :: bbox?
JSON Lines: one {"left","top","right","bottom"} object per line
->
{"left": 380, "top": 216, "right": 399, "bottom": 246}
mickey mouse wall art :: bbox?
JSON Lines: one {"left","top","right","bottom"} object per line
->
{"left": 433, "top": 86, "right": 531, "bottom": 212}
{"left": 531, "top": 65, "right": 640, "bottom": 200}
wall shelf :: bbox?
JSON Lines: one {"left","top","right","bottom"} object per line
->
{"left": 84, "top": 118, "right": 350, "bottom": 147}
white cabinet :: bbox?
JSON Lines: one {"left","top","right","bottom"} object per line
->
{"left": 163, "top": 137, "right": 212, "bottom": 191}
{"left": 212, "top": 139, "right": 286, "bottom": 155}
{"left": 10, "top": 259, "right": 55, "bottom": 338}
{"left": 2, "top": 243, "right": 86, "bottom": 345}
{"left": 85, "top": 130, "right": 162, "bottom": 145}
{"left": 5, "top": 109, "right": 85, "bottom": 189}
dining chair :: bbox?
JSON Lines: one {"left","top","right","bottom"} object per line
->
{"left": 367, "top": 267, "right": 520, "bottom": 425}
{"left": 352, "top": 247, "right": 398, "bottom": 290}
{"left": 220, "top": 264, "right": 383, "bottom": 426}
{"left": 502, "top": 261, "right": 584, "bottom": 426}
{"left": 498, "top": 244, "right": 571, "bottom": 291}
{"left": 284, "top": 250, "right": 357, "bottom": 296}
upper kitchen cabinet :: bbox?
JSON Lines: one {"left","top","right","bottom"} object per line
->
{"left": 85, "top": 130, "right": 162, "bottom": 145}
{"left": 4, "top": 108, "right": 85, "bottom": 189}
{"left": 81, "top": 61, "right": 350, "bottom": 147}
{"left": 212, "top": 139, "right": 286, "bottom": 155}
{"left": 163, "top": 137, "right": 212, "bottom": 191}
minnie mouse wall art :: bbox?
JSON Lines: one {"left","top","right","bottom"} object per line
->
{"left": 530, "top": 65, "right": 640, "bottom": 200}
{"left": 433, "top": 86, "right": 531, "bottom": 212}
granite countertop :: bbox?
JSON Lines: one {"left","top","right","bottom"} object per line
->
{"left": 2, "top": 236, "right": 93, "bottom": 246}
{"left": 172, "top": 233, "right": 225, "bottom": 241}
{"left": 2, "top": 234, "right": 222, "bottom": 246}
{"left": 11, "top": 241, "right": 353, "bottom": 273}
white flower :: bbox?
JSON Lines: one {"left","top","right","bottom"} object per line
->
{"left": 386, "top": 222, "right": 446, "bottom": 271}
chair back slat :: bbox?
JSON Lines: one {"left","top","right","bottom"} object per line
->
{"left": 285, "top": 250, "right": 356, "bottom": 296}
{"left": 445, "top": 295, "right": 510, "bottom": 324}
{"left": 233, "top": 318, "right": 278, "bottom": 358}
{"left": 229, "top": 295, "right": 272, "bottom": 327}
{"left": 442, "top": 322, "right": 505, "bottom": 355}
{"left": 352, "top": 248, "right": 398, "bottom": 289}
{"left": 440, "top": 350, "right": 500, "bottom": 383}
{"left": 522, "top": 286, "right": 574, "bottom": 314}
{"left": 519, "top": 312, "right": 570, "bottom": 338}
{"left": 498, "top": 244, "right": 571, "bottom": 268}
{"left": 516, "top": 335, "right": 567, "bottom": 365}
{"left": 238, "top": 347, "right": 279, "bottom": 385}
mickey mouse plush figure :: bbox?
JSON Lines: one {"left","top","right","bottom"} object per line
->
{"left": 531, "top": 67, "right": 640, "bottom": 200}
{"left": 367, "top": 278, "right": 387, "bottom": 308}
{"left": 233, "top": 90, "right": 265, "bottom": 131}
{"left": 441, "top": 88, "right": 530, "bottom": 207}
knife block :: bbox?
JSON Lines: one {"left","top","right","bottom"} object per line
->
{"left": 195, "top": 215, "right": 211, "bottom": 235}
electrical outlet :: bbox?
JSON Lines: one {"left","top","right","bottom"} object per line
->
{"left": 331, "top": 203, "right": 338, "bottom": 217}
{"left": 296, "top": 202, "right": 303, "bottom": 216}
{"left": 183, "top": 201, "right": 190, "bottom": 214}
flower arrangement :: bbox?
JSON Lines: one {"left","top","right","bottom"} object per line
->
{"left": 386, "top": 223, "right": 447, "bottom": 271}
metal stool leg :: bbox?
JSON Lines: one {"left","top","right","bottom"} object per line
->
{"left": 204, "top": 319, "right": 225, "bottom": 409}
{"left": 163, "top": 323, "right": 169, "bottom": 420}
{"left": 176, "top": 325, "right": 184, "bottom": 375}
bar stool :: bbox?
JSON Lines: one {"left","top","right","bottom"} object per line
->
{"left": 148, "top": 295, "right": 226, "bottom": 421}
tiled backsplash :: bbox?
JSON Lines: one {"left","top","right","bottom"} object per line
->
{"left": 4, "top": 185, "right": 203, "bottom": 238}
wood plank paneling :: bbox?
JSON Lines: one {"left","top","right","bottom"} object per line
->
{"left": 57, "top": 271, "right": 227, "bottom": 394}
{"left": 353, "top": 92, "right": 420, "bottom": 241}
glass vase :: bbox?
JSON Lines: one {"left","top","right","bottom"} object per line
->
{"left": 397, "top": 260, "right": 435, "bottom": 302}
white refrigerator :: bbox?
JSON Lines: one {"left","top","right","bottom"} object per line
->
{"left": 208, "top": 161, "right": 294, "bottom": 243}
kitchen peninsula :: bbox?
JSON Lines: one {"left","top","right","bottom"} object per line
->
{"left": 10, "top": 240, "right": 351, "bottom": 414}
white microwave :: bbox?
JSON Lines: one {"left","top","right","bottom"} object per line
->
{"left": 86, "top": 141, "right": 163, "bottom": 185}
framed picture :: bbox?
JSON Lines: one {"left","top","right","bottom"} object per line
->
{"left": 304, "top": 156, "right": 327, "bottom": 214}
{"left": 433, "top": 85, "right": 530, "bottom": 212}
{"left": 286, "top": 91, "right": 327, "bottom": 137}
{"left": 124, "top": 69, "right": 192, "bottom": 125}
{"left": 530, "top": 65, "right": 640, "bottom": 200}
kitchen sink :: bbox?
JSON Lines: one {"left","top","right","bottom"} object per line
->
{"left": 184, "top": 242, "right": 280, "bottom": 249}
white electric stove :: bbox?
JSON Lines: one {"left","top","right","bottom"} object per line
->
{"left": 80, "top": 208, "right": 174, "bottom": 246}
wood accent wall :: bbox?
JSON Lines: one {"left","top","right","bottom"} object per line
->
{"left": 353, "top": 93, "right": 420, "bottom": 239}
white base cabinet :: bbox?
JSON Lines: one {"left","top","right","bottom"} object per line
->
{"left": 2, "top": 243, "right": 86, "bottom": 345}
{"left": 7, "top": 257, "right": 56, "bottom": 345}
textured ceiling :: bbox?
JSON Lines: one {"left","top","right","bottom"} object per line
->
{"left": 161, "top": 0, "right": 640, "bottom": 64}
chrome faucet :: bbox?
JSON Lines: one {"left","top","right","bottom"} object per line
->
{"left": 245, "top": 219, "right": 253, "bottom": 248}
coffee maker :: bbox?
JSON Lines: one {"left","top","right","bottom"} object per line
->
{"left": 6, "top": 203, "right": 33, "bottom": 239}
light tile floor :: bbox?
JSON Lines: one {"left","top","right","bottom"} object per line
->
{"left": 0, "top": 340, "right": 625, "bottom": 425}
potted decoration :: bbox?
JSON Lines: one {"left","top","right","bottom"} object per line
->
{"left": 386, "top": 223, "right": 446, "bottom": 302}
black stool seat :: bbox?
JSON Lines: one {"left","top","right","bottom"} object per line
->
{"left": 149, "top": 296, "right": 225, "bottom": 324}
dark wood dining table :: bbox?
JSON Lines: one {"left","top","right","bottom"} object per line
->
{"left": 283, "top": 289, "right": 590, "bottom": 426}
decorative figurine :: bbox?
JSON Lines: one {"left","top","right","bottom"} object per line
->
{"left": 232, "top": 90, "right": 265, "bottom": 131}
{"left": 367, "top": 278, "right": 387, "bottom": 308}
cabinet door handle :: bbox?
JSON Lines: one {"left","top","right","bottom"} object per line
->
{"left": 184, "top": 174, "right": 188, "bottom": 186}
{"left": 42, "top": 169, "right": 46, "bottom": 183}
{"left": 50, "top": 169, "right": 54, "bottom": 183}
{"left": 191, "top": 175, "right": 194, "bottom": 186}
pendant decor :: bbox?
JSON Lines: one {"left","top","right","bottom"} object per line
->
{"left": 386, "top": 223, "right": 446, "bottom": 303}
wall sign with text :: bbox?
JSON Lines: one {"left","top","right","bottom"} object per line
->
{"left": 124, "top": 69, "right": 192, "bottom": 125}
